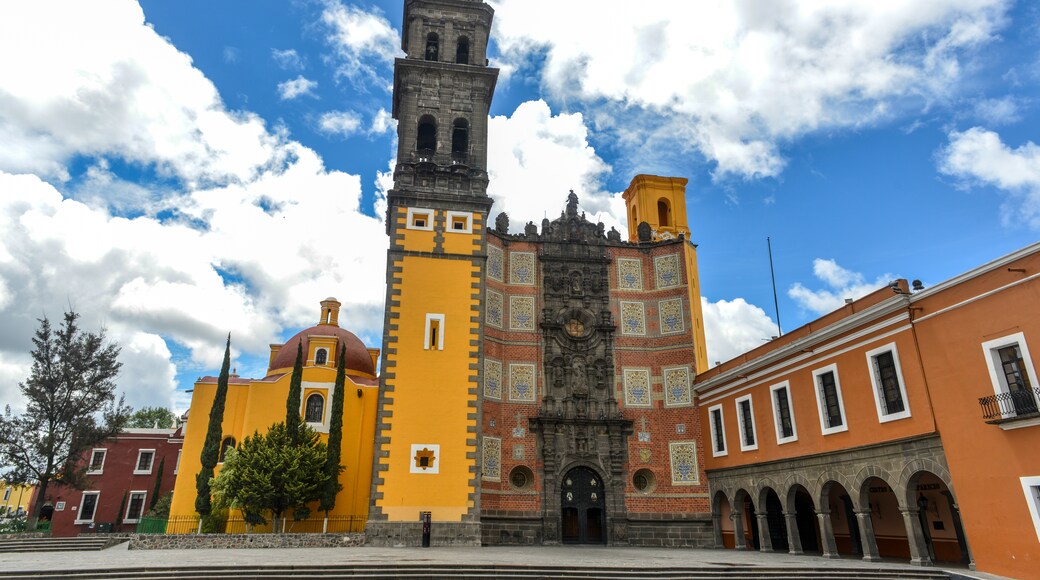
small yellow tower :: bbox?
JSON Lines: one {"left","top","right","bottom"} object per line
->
{"left": 623, "top": 174, "right": 709, "bottom": 373}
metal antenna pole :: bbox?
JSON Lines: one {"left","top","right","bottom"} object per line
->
{"left": 768, "top": 237, "right": 782, "bottom": 337}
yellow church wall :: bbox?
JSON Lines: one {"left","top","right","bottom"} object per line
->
{"left": 440, "top": 212, "right": 482, "bottom": 256}
{"left": 396, "top": 208, "right": 436, "bottom": 253}
{"left": 682, "top": 242, "right": 709, "bottom": 373}
{"left": 376, "top": 253, "right": 480, "bottom": 522}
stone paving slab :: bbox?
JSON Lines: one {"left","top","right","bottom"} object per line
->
{"left": 0, "top": 544, "right": 1011, "bottom": 579}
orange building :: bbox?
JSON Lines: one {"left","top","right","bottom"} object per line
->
{"left": 695, "top": 242, "right": 1040, "bottom": 578}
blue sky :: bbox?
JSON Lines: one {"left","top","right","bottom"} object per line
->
{"left": 0, "top": 0, "right": 1038, "bottom": 412}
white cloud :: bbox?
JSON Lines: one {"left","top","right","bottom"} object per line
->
{"left": 370, "top": 108, "right": 395, "bottom": 135}
{"left": 972, "top": 96, "right": 1020, "bottom": 125}
{"left": 700, "top": 296, "right": 779, "bottom": 366}
{"left": 490, "top": 0, "right": 1009, "bottom": 179}
{"left": 318, "top": 110, "right": 362, "bottom": 137}
{"left": 321, "top": 1, "right": 400, "bottom": 87}
{"left": 939, "top": 127, "right": 1040, "bottom": 228}
{"left": 272, "top": 48, "right": 305, "bottom": 71}
{"left": 788, "top": 259, "right": 895, "bottom": 315}
{"left": 277, "top": 75, "right": 318, "bottom": 100}
{"left": 487, "top": 100, "right": 622, "bottom": 233}
{"left": 223, "top": 46, "right": 239, "bottom": 64}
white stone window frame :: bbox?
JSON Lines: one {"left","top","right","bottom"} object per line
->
{"left": 446, "top": 210, "right": 473, "bottom": 234}
{"left": 982, "top": 332, "right": 1040, "bottom": 406}
{"left": 410, "top": 443, "right": 440, "bottom": 474}
{"left": 298, "top": 382, "right": 332, "bottom": 433}
{"left": 708, "top": 403, "right": 728, "bottom": 457}
{"left": 313, "top": 347, "right": 329, "bottom": 366}
{"left": 865, "top": 342, "right": 912, "bottom": 423}
{"left": 174, "top": 449, "right": 181, "bottom": 474}
{"left": 87, "top": 448, "right": 107, "bottom": 475}
{"left": 424, "top": 313, "right": 445, "bottom": 351}
{"left": 1022, "top": 475, "right": 1040, "bottom": 543}
{"left": 406, "top": 207, "right": 434, "bottom": 231}
{"left": 74, "top": 491, "right": 100, "bottom": 524}
{"left": 123, "top": 490, "right": 148, "bottom": 524}
{"left": 769, "top": 380, "right": 799, "bottom": 445}
{"left": 134, "top": 449, "right": 156, "bottom": 475}
{"left": 735, "top": 394, "right": 758, "bottom": 452}
{"left": 812, "top": 363, "right": 849, "bottom": 436}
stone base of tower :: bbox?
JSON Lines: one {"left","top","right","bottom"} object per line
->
{"left": 363, "top": 520, "right": 481, "bottom": 547}
{"left": 477, "top": 513, "right": 716, "bottom": 547}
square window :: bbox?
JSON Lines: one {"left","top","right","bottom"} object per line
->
{"left": 982, "top": 333, "right": 1040, "bottom": 419}
{"left": 446, "top": 211, "right": 472, "bottom": 234}
{"left": 135, "top": 449, "right": 155, "bottom": 475}
{"left": 87, "top": 449, "right": 106, "bottom": 474}
{"left": 76, "top": 492, "right": 100, "bottom": 524}
{"left": 866, "top": 343, "right": 912, "bottom": 422}
{"left": 770, "top": 381, "right": 798, "bottom": 444}
{"left": 735, "top": 394, "right": 758, "bottom": 452}
{"left": 708, "top": 404, "right": 727, "bottom": 457}
{"left": 124, "top": 491, "right": 147, "bottom": 523}
{"left": 406, "top": 207, "right": 434, "bottom": 231}
{"left": 812, "top": 364, "right": 848, "bottom": 435}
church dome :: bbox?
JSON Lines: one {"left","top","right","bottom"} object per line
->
{"left": 267, "top": 298, "right": 376, "bottom": 376}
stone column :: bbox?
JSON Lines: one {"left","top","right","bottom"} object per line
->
{"left": 816, "top": 510, "right": 840, "bottom": 559}
{"left": 711, "top": 512, "right": 725, "bottom": 549}
{"left": 853, "top": 508, "right": 881, "bottom": 561}
{"left": 899, "top": 507, "right": 932, "bottom": 566}
{"left": 756, "top": 513, "right": 773, "bottom": 552}
{"left": 783, "top": 510, "right": 803, "bottom": 555}
{"left": 731, "top": 509, "right": 747, "bottom": 551}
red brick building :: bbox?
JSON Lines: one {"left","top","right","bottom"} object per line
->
{"left": 45, "top": 427, "right": 182, "bottom": 536}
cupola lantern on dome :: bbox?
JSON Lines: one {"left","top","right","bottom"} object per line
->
{"left": 319, "top": 297, "right": 341, "bottom": 326}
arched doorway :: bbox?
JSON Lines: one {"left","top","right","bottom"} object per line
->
{"left": 821, "top": 480, "right": 860, "bottom": 556}
{"left": 762, "top": 488, "right": 789, "bottom": 552}
{"left": 862, "top": 476, "right": 907, "bottom": 560}
{"left": 788, "top": 484, "right": 821, "bottom": 553}
{"left": 906, "top": 471, "right": 971, "bottom": 565}
{"left": 560, "top": 466, "right": 606, "bottom": 544}
{"left": 735, "top": 489, "right": 760, "bottom": 550}
{"left": 713, "top": 491, "right": 735, "bottom": 548}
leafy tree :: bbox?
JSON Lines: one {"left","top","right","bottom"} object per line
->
{"left": 128, "top": 406, "right": 176, "bottom": 429}
{"left": 0, "top": 311, "right": 130, "bottom": 530}
{"left": 284, "top": 342, "right": 304, "bottom": 436}
{"left": 150, "top": 456, "right": 165, "bottom": 510}
{"left": 212, "top": 422, "right": 328, "bottom": 533}
{"left": 145, "top": 491, "right": 173, "bottom": 518}
{"left": 319, "top": 346, "right": 346, "bottom": 515}
{"left": 195, "top": 334, "right": 231, "bottom": 518}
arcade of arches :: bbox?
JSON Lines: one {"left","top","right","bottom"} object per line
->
{"left": 708, "top": 436, "right": 972, "bottom": 567}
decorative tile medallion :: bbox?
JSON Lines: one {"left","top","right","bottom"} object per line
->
{"left": 619, "top": 301, "right": 646, "bottom": 336}
{"left": 658, "top": 297, "right": 685, "bottom": 334}
{"left": 410, "top": 443, "right": 440, "bottom": 474}
{"left": 486, "top": 290, "right": 503, "bottom": 328}
{"left": 669, "top": 441, "right": 699, "bottom": 485}
{"left": 509, "top": 363, "right": 537, "bottom": 402}
{"left": 676, "top": 423, "right": 686, "bottom": 434}
{"left": 654, "top": 254, "right": 681, "bottom": 289}
{"left": 623, "top": 368, "right": 652, "bottom": 407}
{"left": 513, "top": 445, "right": 524, "bottom": 460}
{"left": 484, "top": 358, "right": 502, "bottom": 400}
{"left": 617, "top": 258, "right": 643, "bottom": 291}
{"left": 638, "top": 431, "right": 650, "bottom": 443}
{"left": 509, "top": 252, "right": 536, "bottom": 285}
{"left": 487, "top": 244, "right": 504, "bottom": 282}
{"left": 639, "top": 448, "right": 653, "bottom": 464}
{"left": 482, "top": 436, "right": 501, "bottom": 481}
{"left": 509, "top": 296, "right": 536, "bottom": 331}
{"left": 663, "top": 366, "right": 692, "bottom": 407}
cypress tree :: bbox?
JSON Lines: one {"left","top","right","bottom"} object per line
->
{"left": 285, "top": 341, "right": 304, "bottom": 436}
{"left": 319, "top": 346, "right": 346, "bottom": 514}
{"left": 150, "top": 457, "right": 165, "bottom": 510}
{"left": 195, "top": 334, "right": 231, "bottom": 517}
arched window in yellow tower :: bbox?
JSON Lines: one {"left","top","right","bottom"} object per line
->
{"left": 417, "top": 115, "right": 437, "bottom": 154}
{"left": 305, "top": 393, "right": 324, "bottom": 423}
{"left": 425, "top": 33, "right": 439, "bottom": 61}
{"left": 219, "top": 437, "right": 236, "bottom": 463}
{"left": 455, "top": 36, "right": 470, "bottom": 64}
{"left": 631, "top": 205, "right": 638, "bottom": 226}
{"left": 314, "top": 348, "right": 328, "bottom": 366}
{"left": 657, "top": 198, "right": 671, "bottom": 227}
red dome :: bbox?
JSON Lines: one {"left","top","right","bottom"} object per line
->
{"left": 268, "top": 325, "right": 376, "bottom": 377}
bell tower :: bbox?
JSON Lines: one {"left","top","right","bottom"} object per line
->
{"left": 368, "top": 0, "right": 498, "bottom": 545}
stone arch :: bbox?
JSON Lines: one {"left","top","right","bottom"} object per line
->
{"left": 712, "top": 489, "right": 730, "bottom": 514}
{"left": 853, "top": 465, "right": 896, "bottom": 510}
{"left": 815, "top": 470, "right": 854, "bottom": 508}
{"left": 782, "top": 473, "right": 815, "bottom": 513}
{"left": 756, "top": 478, "right": 782, "bottom": 508}
{"left": 897, "top": 458, "right": 955, "bottom": 507}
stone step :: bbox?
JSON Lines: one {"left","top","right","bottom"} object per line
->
{"left": 0, "top": 537, "right": 114, "bottom": 553}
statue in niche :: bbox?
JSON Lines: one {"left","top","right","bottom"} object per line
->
{"left": 550, "top": 358, "right": 565, "bottom": 389}
{"left": 570, "top": 272, "right": 583, "bottom": 295}
{"left": 594, "top": 360, "right": 607, "bottom": 389}
{"left": 637, "top": 221, "right": 652, "bottom": 242}
{"left": 572, "top": 357, "right": 588, "bottom": 395}
{"left": 550, "top": 265, "right": 564, "bottom": 291}
{"left": 495, "top": 212, "right": 509, "bottom": 234}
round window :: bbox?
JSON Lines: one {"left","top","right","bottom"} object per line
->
{"left": 633, "top": 468, "right": 656, "bottom": 493}
{"left": 509, "top": 466, "right": 534, "bottom": 490}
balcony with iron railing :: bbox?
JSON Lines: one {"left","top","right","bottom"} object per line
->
{"left": 978, "top": 387, "right": 1040, "bottom": 425}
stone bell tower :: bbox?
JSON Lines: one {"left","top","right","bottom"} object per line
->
{"left": 367, "top": 0, "right": 499, "bottom": 546}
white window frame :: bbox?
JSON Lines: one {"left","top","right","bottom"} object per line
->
{"left": 123, "top": 490, "right": 147, "bottom": 524}
{"left": 770, "top": 381, "right": 799, "bottom": 445}
{"left": 134, "top": 449, "right": 156, "bottom": 475}
{"left": 174, "top": 450, "right": 181, "bottom": 474}
{"left": 812, "top": 364, "right": 849, "bottom": 435}
{"left": 313, "top": 347, "right": 329, "bottom": 366}
{"left": 1022, "top": 476, "right": 1040, "bottom": 543}
{"left": 406, "top": 207, "right": 434, "bottom": 231}
{"left": 87, "top": 448, "right": 107, "bottom": 475}
{"left": 304, "top": 392, "right": 326, "bottom": 424}
{"left": 446, "top": 211, "right": 473, "bottom": 234}
{"left": 424, "top": 313, "right": 445, "bottom": 351}
{"left": 74, "top": 491, "right": 100, "bottom": 524}
{"left": 865, "top": 342, "right": 912, "bottom": 423}
{"left": 735, "top": 394, "right": 758, "bottom": 452}
{"left": 708, "top": 404, "right": 728, "bottom": 457}
{"left": 982, "top": 332, "right": 1039, "bottom": 401}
